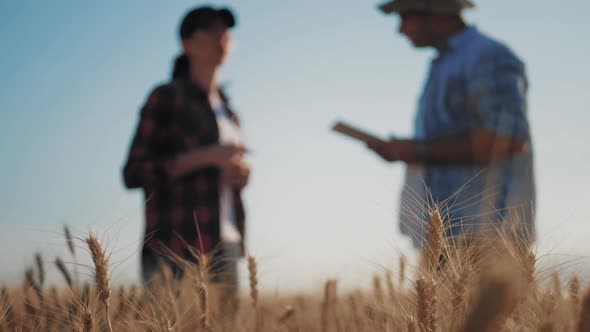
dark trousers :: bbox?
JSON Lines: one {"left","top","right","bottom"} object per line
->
{"left": 142, "top": 242, "right": 241, "bottom": 315}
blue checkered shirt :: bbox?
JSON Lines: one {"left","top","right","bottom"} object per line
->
{"left": 399, "top": 26, "right": 536, "bottom": 247}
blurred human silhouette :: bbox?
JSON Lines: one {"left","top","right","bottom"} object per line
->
{"left": 369, "top": 0, "right": 535, "bottom": 248}
{"left": 122, "top": 6, "right": 250, "bottom": 301}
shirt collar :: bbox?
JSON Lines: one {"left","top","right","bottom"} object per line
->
{"left": 446, "top": 25, "right": 478, "bottom": 51}
{"left": 178, "top": 76, "right": 210, "bottom": 101}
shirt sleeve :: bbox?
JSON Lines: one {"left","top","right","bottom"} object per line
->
{"left": 123, "top": 85, "right": 176, "bottom": 189}
{"left": 467, "top": 45, "right": 530, "bottom": 142}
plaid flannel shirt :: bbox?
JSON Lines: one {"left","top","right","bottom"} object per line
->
{"left": 123, "top": 78, "right": 246, "bottom": 262}
{"left": 400, "top": 26, "right": 536, "bottom": 247}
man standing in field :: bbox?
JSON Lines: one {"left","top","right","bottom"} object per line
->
{"left": 368, "top": 0, "right": 536, "bottom": 248}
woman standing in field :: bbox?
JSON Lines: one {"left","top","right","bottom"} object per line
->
{"left": 122, "top": 6, "right": 250, "bottom": 298}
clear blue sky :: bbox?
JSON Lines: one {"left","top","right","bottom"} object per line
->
{"left": 1, "top": 0, "right": 589, "bottom": 291}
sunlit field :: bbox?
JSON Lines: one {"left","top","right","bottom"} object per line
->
{"left": 1, "top": 211, "right": 588, "bottom": 332}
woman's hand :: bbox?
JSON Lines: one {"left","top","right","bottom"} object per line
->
{"left": 206, "top": 144, "right": 246, "bottom": 168}
{"left": 222, "top": 157, "right": 251, "bottom": 189}
{"left": 167, "top": 144, "right": 246, "bottom": 179}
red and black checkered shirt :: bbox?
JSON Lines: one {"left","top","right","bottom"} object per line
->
{"left": 123, "top": 78, "right": 246, "bottom": 262}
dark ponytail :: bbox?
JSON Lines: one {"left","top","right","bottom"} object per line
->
{"left": 172, "top": 53, "right": 190, "bottom": 80}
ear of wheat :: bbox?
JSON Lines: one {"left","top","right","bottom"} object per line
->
{"left": 420, "top": 210, "right": 445, "bottom": 275}
{"left": 247, "top": 254, "right": 258, "bottom": 309}
{"left": 64, "top": 225, "right": 76, "bottom": 257}
{"left": 55, "top": 257, "right": 73, "bottom": 289}
{"left": 85, "top": 233, "right": 112, "bottom": 332}
{"left": 34, "top": 253, "right": 45, "bottom": 289}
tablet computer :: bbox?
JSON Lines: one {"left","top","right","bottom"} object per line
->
{"left": 332, "top": 121, "right": 385, "bottom": 144}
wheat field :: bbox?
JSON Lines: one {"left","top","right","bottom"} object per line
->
{"left": 1, "top": 211, "right": 589, "bottom": 332}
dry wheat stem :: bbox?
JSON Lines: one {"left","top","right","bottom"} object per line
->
{"left": 452, "top": 266, "right": 469, "bottom": 319}
{"left": 82, "top": 308, "right": 93, "bottom": 332}
{"left": 373, "top": 274, "right": 384, "bottom": 305}
{"left": 571, "top": 276, "right": 581, "bottom": 305}
{"left": 400, "top": 255, "right": 407, "bottom": 286}
{"left": 386, "top": 270, "right": 395, "bottom": 304}
{"left": 421, "top": 210, "right": 445, "bottom": 275}
{"left": 25, "top": 267, "right": 42, "bottom": 296}
{"left": 64, "top": 225, "right": 76, "bottom": 257}
{"left": 407, "top": 315, "right": 418, "bottom": 332}
{"left": 247, "top": 254, "right": 258, "bottom": 309}
{"left": 415, "top": 277, "right": 436, "bottom": 332}
{"left": 197, "top": 281, "right": 209, "bottom": 331}
{"left": 55, "top": 257, "right": 73, "bottom": 289}
{"left": 551, "top": 271, "right": 562, "bottom": 298}
{"left": 1, "top": 287, "right": 17, "bottom": 330}
{"left": 577, "top": 287, "right": 590, "bottom": 332}
{"left": 34, "top": 253, "right": 45, "bottom": 288}
{"left": 321, "top": 279, "right": 337, "bottom": 332}
{"left": 86, "top": 233, "right": 113, "bottom": 332}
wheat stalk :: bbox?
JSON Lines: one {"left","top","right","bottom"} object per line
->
{"left": 321, "top": 279, "right": 337, "bottom": 332}
{"left": 519, "top": 247, "right": 536, "bottom": 287}
{"left": 400, "top": 255, "right": 407, "bottom": 286}
{"left": 373, "top": 274, "right": 384, "bottom": 305}
{"left": 64, "top": 225, "right": 81, "bottom": 287}
{"left": 85, "top": 233, "right": 112, "bottom": 332}
{"left": 116, "top": 286, "right": 132, "bottom": 321}
{"left": 421, "top": 210, "right": 445, "bottom": 274}
{"left": 64, "top": 225, "right": 75, "bottom": 257}
{"left": 246, "top": 254, "right": 263, "bottom": 332}
{"left": 1, "top": 287, "right": 17, "bottom": 330}
{"left": 406, "top": 315, "right": 418, "bottom": 332}
{"left": 81, "top": 308, "right": 93, "bottom": 332}
{"left": 385, "top": 270, "right": 395, "bottom": 305}
{"left": 81, "top": 282, "right": 91, "bottom": 308}
{"left": 34, "top": 253, "right": 45, "bottom": 288}
{"left": 577, "top": 287, "right": 590, "bottom": 332}
{"left": 196, "top": 279, "right": 209, "bottom": 331}
{"left": 551, "top": 271, "right": 562, "bottom": 298}
{"left": 25, "top": 267, "right": 42, "bottom": 296}
{"left": 55, "top": 257, "right": 73, "bottom": 289}
{"left": 45, "top": 286, "right": 60, "bottom": 330}
{"left": 452, "top": 266, "right": 469, "bottom": 318}
{"left": 571, "top": 276, "right": 581, "bottom": 308}
{"left": 23, "top": 286, "right": 41, "bottom": 331}
{"left": 415, "top": 277, "right": 436, "bottom": 332}
{"left": 192, "top": 252, "right": 210, "bottom": 331}
{"left": 247, "top": 254, "right": 259, "bottom": 309}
